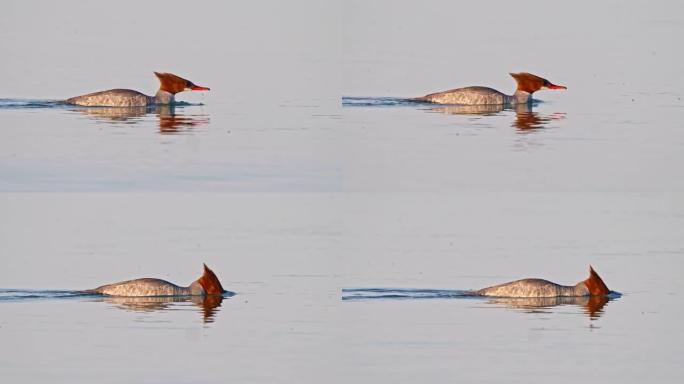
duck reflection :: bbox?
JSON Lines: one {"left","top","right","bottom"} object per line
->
{"left": 485, "top": 294, "right": 618, "bottom": 319}
{"left": 98, "top": 294, "right": 232, "bottom": 323}
{"left": 156, "top": 105, "right": 210, "bottom": 134}
{"left": 427, "top": 103, "right": 565, "bottom": 132}
{"left": 69, "top": 104, "right": 209, "bottom": 134}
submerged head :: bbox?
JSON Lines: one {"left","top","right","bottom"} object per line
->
{"left": 154, "top": 72, "right": 210, "bottom": 94}
{"left": 509, "top": 72, "right": 566, "bottom": 94}
{"left": 196, "top": 264, "right": 226, "bottom": 295}
{"left": 582, "top": 265, "right": 610, "bottom": 296}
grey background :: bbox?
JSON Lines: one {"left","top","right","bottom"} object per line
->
{"left": 2, "top": 1, "right": 684, "bottom": 383}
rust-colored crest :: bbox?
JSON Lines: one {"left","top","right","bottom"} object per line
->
{"left": 509, "top": 72, "right": 566, "bottom": 93}
{"left": 197, "top": 264, "right": 226, "bottom": 295}
{"left": 509, "top": 72, "right": 547, "bottom": 93}
{"left": 154, "top": 72, "right": 191, "bottom": 94}
{"left": 583, "top": 265, "right": 610, "bottom": 296}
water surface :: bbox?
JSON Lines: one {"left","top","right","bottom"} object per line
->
{"left": 2, "top": 0, "right": 684, "bottom": 383}
{"left": 337, "top": 1, "right": 684, "bottom": 382}
{"left": 0, "top": 4, "right": 342, "bottom": 378}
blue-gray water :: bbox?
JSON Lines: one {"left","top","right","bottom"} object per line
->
{"left": 338, "top": 94, "right": 683, "bottom": 382}
{"left": 3, "top": 0, "right": 684, "bottom": 383}
{"left": 0, "top": 289, "right": 96, "bottom": 301}
{"left": 342, "top": 288, "right": 471, "bottom": 300}
{"left": 0, "top": 90, "right": 341, "bottom": 383}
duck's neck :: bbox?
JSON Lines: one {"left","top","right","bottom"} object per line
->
{"left": 154, "top": 90, "right": 175, "bottom": 105}
{"left": 187, "top": 281, "right": 206, "bottom": 295}
{"left": 173, "top": 281, "right": 206, "bottom": 295}
{"left": 505, "top": 90, "right": 532, "bottom": 105}
{"left": 560, "top": 282, "right": 590, "bottom": 296}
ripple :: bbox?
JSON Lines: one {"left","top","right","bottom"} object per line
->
{"left": 342, "top": 288, "right": 471, "bottom": 300}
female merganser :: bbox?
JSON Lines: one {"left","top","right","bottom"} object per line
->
{"left": 473, "top": 266, "right": 610, "bottom": 298}
{"left": 412, "top": 72, "right": 566, "bottom": 105}
{"left": 88, "top": 264, "right": 227, "bottom": 297}
{"left": 66, "top": 72, "right": 210, "bottom": 107}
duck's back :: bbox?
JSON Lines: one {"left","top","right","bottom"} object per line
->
{"left": 413, "top": 86, "right": 508, "bottom": 105}
{"left": 476, "top": 278, "right": 580, "bottom": 298}
{"left": 66, "top": 89, "right": 153, "bottom": 107}
{"left": 91, "top": 278, "right": 188, "bottom": 297}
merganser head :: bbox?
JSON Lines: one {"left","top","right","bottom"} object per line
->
{"left": 582, "top": 265, "right": 610, "bottom": 296}
{"left": 154, "top": 72, "right": 210, "bottom": 94}
{"left": 509, "top": 72, "right": 566, "bottom": 94}
{"left": 196, "top": 263, "right": 226, "bottom": 295}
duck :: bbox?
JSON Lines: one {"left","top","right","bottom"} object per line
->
{"left": 88, "top": 264, "right": 227, "bottom": 297}
{"left": 473, "top": 266, "right": 610, "bottom": 298}
{"left": 66, "top": 72, "right": 209, "bottom": 107}
{"left": 411, "top": 72, "right": 566, "bottom": 105}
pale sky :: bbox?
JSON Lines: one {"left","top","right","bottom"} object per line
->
{"left": 2, "top": 1, "right": 682, "bottom": 101}
{"left": 0, "top": 0, "right": 341, "bottom": 100}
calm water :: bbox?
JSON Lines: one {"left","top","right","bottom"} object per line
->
{"left": 3, "top": 0, "right": 684, "bottom": 383}
{"left": 0, "top": 95, "right": 342, "bottom": 382}
{"left": 337, "top": 93, "right": 684, "bottom": 382}
{"left": 337, "top": 1, "right": 683, "bottom": 380}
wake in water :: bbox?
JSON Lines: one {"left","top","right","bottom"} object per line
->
{"left": 0, "top": 289, "right": 98, "bottom": 301}
{"left": 342, "top": 288, "right": 473, "bottom": 300}
{"left": 342, "top": 288, "right": 618, "bottom": 318}
{"left": 341, "top": 96, "right": 562, "bottom": 132}
{"left": 0, "top": 98, "right": 208, "bottom": 133}
{"left": 341, "top": 96, "right": 544, "bottom": 109}
{"left": 0, "top": 99, "right": 66, "bottom": 109}
{"left": 0, "top": 98, "right": 203, "bottom": 109}
{"left": 341, "top": 96, "right": 422, "bottom": 107}
{"left": 0, "top": 289, "right": 230, "bottom": 323}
